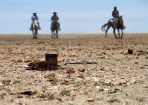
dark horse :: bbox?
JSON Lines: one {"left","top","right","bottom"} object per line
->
{"left": 101, "top": 16, "right": 125, "bottom": 39}
{"left": 31, "top": 20, "right": 39, "bottom": 39}
{"left": 50, "top": 22, "right": 60, "bottom": 39}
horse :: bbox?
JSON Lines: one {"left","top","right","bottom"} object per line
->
{"left": 50, "top": 22, "right": 60, "bottom": 39}
{"left": 101, "top": 16, "right": 125, "bottom": 39}
{"left": 31, "top": 20, "right": 39, "bottom": 39}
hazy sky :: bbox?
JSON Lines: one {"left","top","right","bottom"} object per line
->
{"left": 0, "top": 0, "right": 148, "bottom": 34}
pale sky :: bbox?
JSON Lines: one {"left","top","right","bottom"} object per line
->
{"left": 0, "top": 0, "right": 148, "bottom": 34}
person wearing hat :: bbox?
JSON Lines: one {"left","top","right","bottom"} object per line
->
{"left": 112, "top": 7, "right": 125, "bottom": 29}
{"left": 51, "top": 12, "right": 60, "bottom": 30}
{"left": 51, "top": 12, "right": 59, "bottom": 22}
{"left": 112, "top": 7, "right": 119, "bottom": 28}
{"left": 30, "top": 13, "right": 41, "bottom": 30}
{"left": 112, "top": 7, "right": 119, "bottom": 19}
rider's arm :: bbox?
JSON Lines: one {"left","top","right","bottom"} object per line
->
{"left": 36, "top": 15, "right": 39, "bottom": 21}
{"left": 56, "top": 16, "right": 59, "bottom": 20}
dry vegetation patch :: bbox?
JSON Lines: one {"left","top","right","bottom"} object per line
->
{"left": 0, "top": 34, "right": 148, "bottom": 105}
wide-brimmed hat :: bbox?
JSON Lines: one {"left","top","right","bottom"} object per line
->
{"left": 53, "top": 12, "right": 57, "bottom": 14}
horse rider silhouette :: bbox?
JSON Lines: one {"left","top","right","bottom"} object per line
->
{"left": 30, "top": 13, "right": 41, "bottom": 30}
{"left": 112, "top": 7, "right": 125, "bottom": 29}
{"left": 51, "top": 12, "right": 60, "bottom": 30}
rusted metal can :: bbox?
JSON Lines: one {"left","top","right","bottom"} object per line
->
{"left": 45, "top": 51, "right": 58, "bottom": 65}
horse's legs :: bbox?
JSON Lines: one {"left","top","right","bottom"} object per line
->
{"left": 56, "top": 30, "right": 58, "bottom": 39}
{"left": 117, "top": 28, "right": 120, "bottom": 39}
{"left": 53, "top": 31, "right": 56, "bottom": 39}
{"left": 51, "top": 30, "right": 53, "bottom": 39}
{"left": 105, "top": 25, "right": 110, "bottom": 38}
{"left": 32, "top": 30, "right": 35, "bottom": 39}
{"left": 34, "top": 33, "right": 37, "bottom": 39}
{"left": 35, "top": 28, "right": 38, "bottom": 39}
{"left": 33, "top": 33, "right": 35, "bottom": 39}
{"left": 113, "top": 28, "right": 117, "bottom": 39}
{"left": 52, "top": 32, "right": 53, "bottom": 39}
{"left": 121, "top": 29, "right": 123, "bottom": 39}
{"left": 53, "top": 32, "right": 55, "bottom": 39}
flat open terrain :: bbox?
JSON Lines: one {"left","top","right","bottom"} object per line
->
{"left": 0, "top": 34, "right": 148, "bottom": 105}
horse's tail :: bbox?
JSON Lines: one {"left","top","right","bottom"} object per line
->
{"left": 101, "top": 23, "right": 108, "bottom": 32}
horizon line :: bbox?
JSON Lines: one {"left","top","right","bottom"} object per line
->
{"left": 0, "top": 32, "right": 148, "bottom": 35}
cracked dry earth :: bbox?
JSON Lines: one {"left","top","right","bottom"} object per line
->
{"left": 0, "top": 34, "right": 148, "bottom": 105}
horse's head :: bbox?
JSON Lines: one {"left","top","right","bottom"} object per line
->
{"left": 32, "top": 20, "right": 38, "bottom": 28}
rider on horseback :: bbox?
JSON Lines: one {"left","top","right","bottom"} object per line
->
{"left": 112, "top": 7, "right": 119, "bottom": 27}
{"left": 30, "top": 13, "right": 41, "bottom": 30}
{"left": 51, "top": 12, "right": 60, "bottom": 30}
{"left": 112, "top": 7, "right": 125, "bottom": 29}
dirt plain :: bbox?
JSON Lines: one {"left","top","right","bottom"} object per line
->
{"left": 0, "top": 34, "right": 148, "bottom": 105}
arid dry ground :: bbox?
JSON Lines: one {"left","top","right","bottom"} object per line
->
{"left": 0, "top": 34, "right": 148, "bottom": 105}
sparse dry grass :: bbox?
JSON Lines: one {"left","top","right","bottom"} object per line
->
{"left": 0, "top": 33, "right": 148, "bottom": 105}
